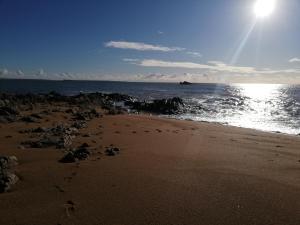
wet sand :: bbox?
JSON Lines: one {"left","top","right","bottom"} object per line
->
{"left": 0, "top": 109, "right": 300, "bottom": 225}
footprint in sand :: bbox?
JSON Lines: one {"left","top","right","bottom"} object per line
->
{"left": 156, "top": 129, "right": 162, "bottom": 133}
{"left": 132, "top": 131, "right": 137, "bottom": 134}
{"left": 144, "top": 130, "right": 150, "bottom": 133}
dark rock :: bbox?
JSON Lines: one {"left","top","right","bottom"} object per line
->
{"left": 179, "top": 81, "right": 192, "bottom": 85}
{"left": 30, "top": 113, "right": 43, "bottom": 119}
{"left": 22, "top": 138, "right": 58, "bottom": 148}
{"left": 0, "top": 106, "right": 19, "bottom": 123}
{"left": 56, "top": 134, "right": 74, "bottom": 149}
{"left": 71, "top": 121, "right": 87, "bottom": 129}
{"left": 80, "top": 143, "right": 90, "bottom": 148}
{"left": 65, "top": 108, "right": 75, "bottom": 114}
{"left": 32, "top": 127, "right": 48, "bottom": 133}
{"left": 107, "top": 106, "right": 125, "bottom": 115}
{"left": 0, "top": 172, "right": 19, "bottom": 193}
{"left": 105, "top": 147, "right": 120, "bottom": 156}
{"left": 0, "top": 156, "right": 19, "bottom": 193}
{"left": 0, "top": 156, "right": 18, "bottom": 170}
{"left": 20, "top": 116, "right": 38, "bottom": 123}
{"left": 0, "top": 107, "right": 19, "bottom": 116}
{"left": 126, "top": 97, "right": 184, "bottom": 114}
{"left": 59, "top": 145, "right": 91, "bottom": 163}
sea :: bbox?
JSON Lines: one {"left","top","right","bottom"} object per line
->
{"left": 1, "top": 79, "right": 300, "bottom": 135}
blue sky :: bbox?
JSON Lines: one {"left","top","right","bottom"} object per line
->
{"left": 0, "top": 0, "right": 300, "bottom": 83}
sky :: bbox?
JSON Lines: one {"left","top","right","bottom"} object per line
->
{"left": 0, "top": 0, "right": 300, "bottom": 83}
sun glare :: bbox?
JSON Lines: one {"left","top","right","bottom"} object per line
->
{"left": 254, "top": 0, "right": 276, "bottom": 18}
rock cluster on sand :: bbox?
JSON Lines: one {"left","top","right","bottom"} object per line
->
{"left": 21, "top": 124, "right": 79, "bottom": 149}
{"left": 105, "top": 146, "right": 120, "bottom": 156}
{"left": 0, "top": 106, "right": 20, "bottom": 123}
{"left": 59, "top": 143, "right": 91, "bottom": 163}
{"left": 125, "top": 97, "right": 184, "bottom": 114}
{"left": 0, "top": 156, "right": 19, "bottom": 193}
{"left": 0, "top": 92, "right": 185, "bottom": 119}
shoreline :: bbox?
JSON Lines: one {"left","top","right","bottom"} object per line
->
{"left": 158, "top": 114, "right": 299, "bottom": 137}
{"left": 0, "top": 92, "right": 300, "bottom": 225}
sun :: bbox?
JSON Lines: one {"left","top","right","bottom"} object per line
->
{"left": 254, "top": 0, "right": 276, "bottom": 18}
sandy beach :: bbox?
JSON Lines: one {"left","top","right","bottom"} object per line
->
{"left": 0, "top": 101, "right": 299, "bottom": 225}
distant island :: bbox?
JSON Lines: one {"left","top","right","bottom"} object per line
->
{"left": 179, "top": 81, "right": 192, "bottom": 85}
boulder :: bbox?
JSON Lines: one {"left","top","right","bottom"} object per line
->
{"left": 0, "top": 156, "right": 19, "bottom": 193}
{"left": 59, "top": 145, "right": 91, "bottom": 163}
{"left": 105, "top": 147, "right": 120, "bottom": 156}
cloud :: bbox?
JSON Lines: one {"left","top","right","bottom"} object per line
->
{"left": 289, "top": 58, "right": 300, "bottom": 63}
{"left": 16, "top": 70, "right": 24, "bottom": 76}
{"left": 104, "top": 41, "right": 184, "bottom": 52}
{"left": 0, "top": 68, "right": 9, "bottom": 76}
{"left": 133, "top": 59, "right": 300, "bottom": 75}
{"left": 187, "top": 51, "right": 202, "bottom": 57}
{"left": 36, "top": 69, "right": 46, "bottom": 77}
{"left": 122, "top": 58, "right": 139, "bottom": 62}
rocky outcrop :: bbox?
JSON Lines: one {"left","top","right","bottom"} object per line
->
{"left": 0, "top": 156, "right": 19, "bottom": 193}
{"left": 125, "top": 97, "right": 184, "bottom": 114}
{"left": 0, "top": 106, "right": 19, "bottom": 123}
{"left": 59, "top": 144, "right": 91, "bottom": 163}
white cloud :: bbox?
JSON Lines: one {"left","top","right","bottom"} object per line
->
{"left": 289, "top": 58, "right": 300, "bottom": 63}
{"left": 187, "top": 51, "right": 202, "bottom": 57}
{"left": 16, "top": 70, "right": 24, "bottom": 76}
{"left": 0, "top": 68, "right": 9, "bottom": 76}
{"left": 122, "top": 58, "right": 139, "bottom": 62}
{"left": 104, "top": 41, "right": 184, "bottom": 52}
{"left": 134, "top": 59, "right": 300, "bottom": 75}
{"left": 36, "top": 69, "right": 46, "bottom": 76}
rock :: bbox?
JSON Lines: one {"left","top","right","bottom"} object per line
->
{"left": 21, "top": 138, "right": 58, "bottom": 148}
{"left": 179, "top": 81, "right": 192, "bottom": 85}
{"left": 20, "top": 116, "right": 38, "bottom": 123}
{"left": 0, "top": 107, "right": 19, "bottom": 123}
{"left": 80, "top": 143, "right": 90, "bottom": 148}
{"left": 71, "top": 121, "right": 87, "bottom": 129}
{"left": 105, "top": 147, "right": 120, "bottom": 156}
{"left": 0, "top": 156, "right": 18, "bottom": 169}
{"left": 56, "top": 134, "right": 74, "bottom": 149}
{"left": 126, "top": 97, "right": 184, "bottom": 114}
{"left": 73, "top": 109, "right": 101, "bottom": 121}
{"left": 0, "top": 172, "right": 19, "bottom": 193}
{"left": 65, "top": 108, "right": 76, "bottom": 114}
{"left": 107, "top": 107, "right": 125, "bottom": 115}
{"left": 59, "top": 152, "right": 76, "bottom": 163}
{"left": 59, "top": 145, "right": 91, "bottom": 163}
{"left": 0, "top": 107, "right": 19, "bottom": 116}
{"left": 0, "top": 156, "right": 19, "bottom": 193}
{"left": 32, "top": 127, "right": 48, "bottom": 133}
{"left": 30, "top": 113, "right": 43, "bottom": 119}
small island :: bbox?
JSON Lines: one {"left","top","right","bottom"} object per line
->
{"left": 179, "top": 81, "right": 192, "bottom": 85}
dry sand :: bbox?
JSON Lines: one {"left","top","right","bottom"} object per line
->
{"left": 0, "top": 110, "right": 300, "bottom": 225}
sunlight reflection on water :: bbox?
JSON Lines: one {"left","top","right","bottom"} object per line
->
{"left": 177, "top": 83, "right": 300, "bottom": 135}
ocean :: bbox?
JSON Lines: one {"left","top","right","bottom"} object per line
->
{"left": 1, "top": 79, "right": 300, "bottom": 135}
